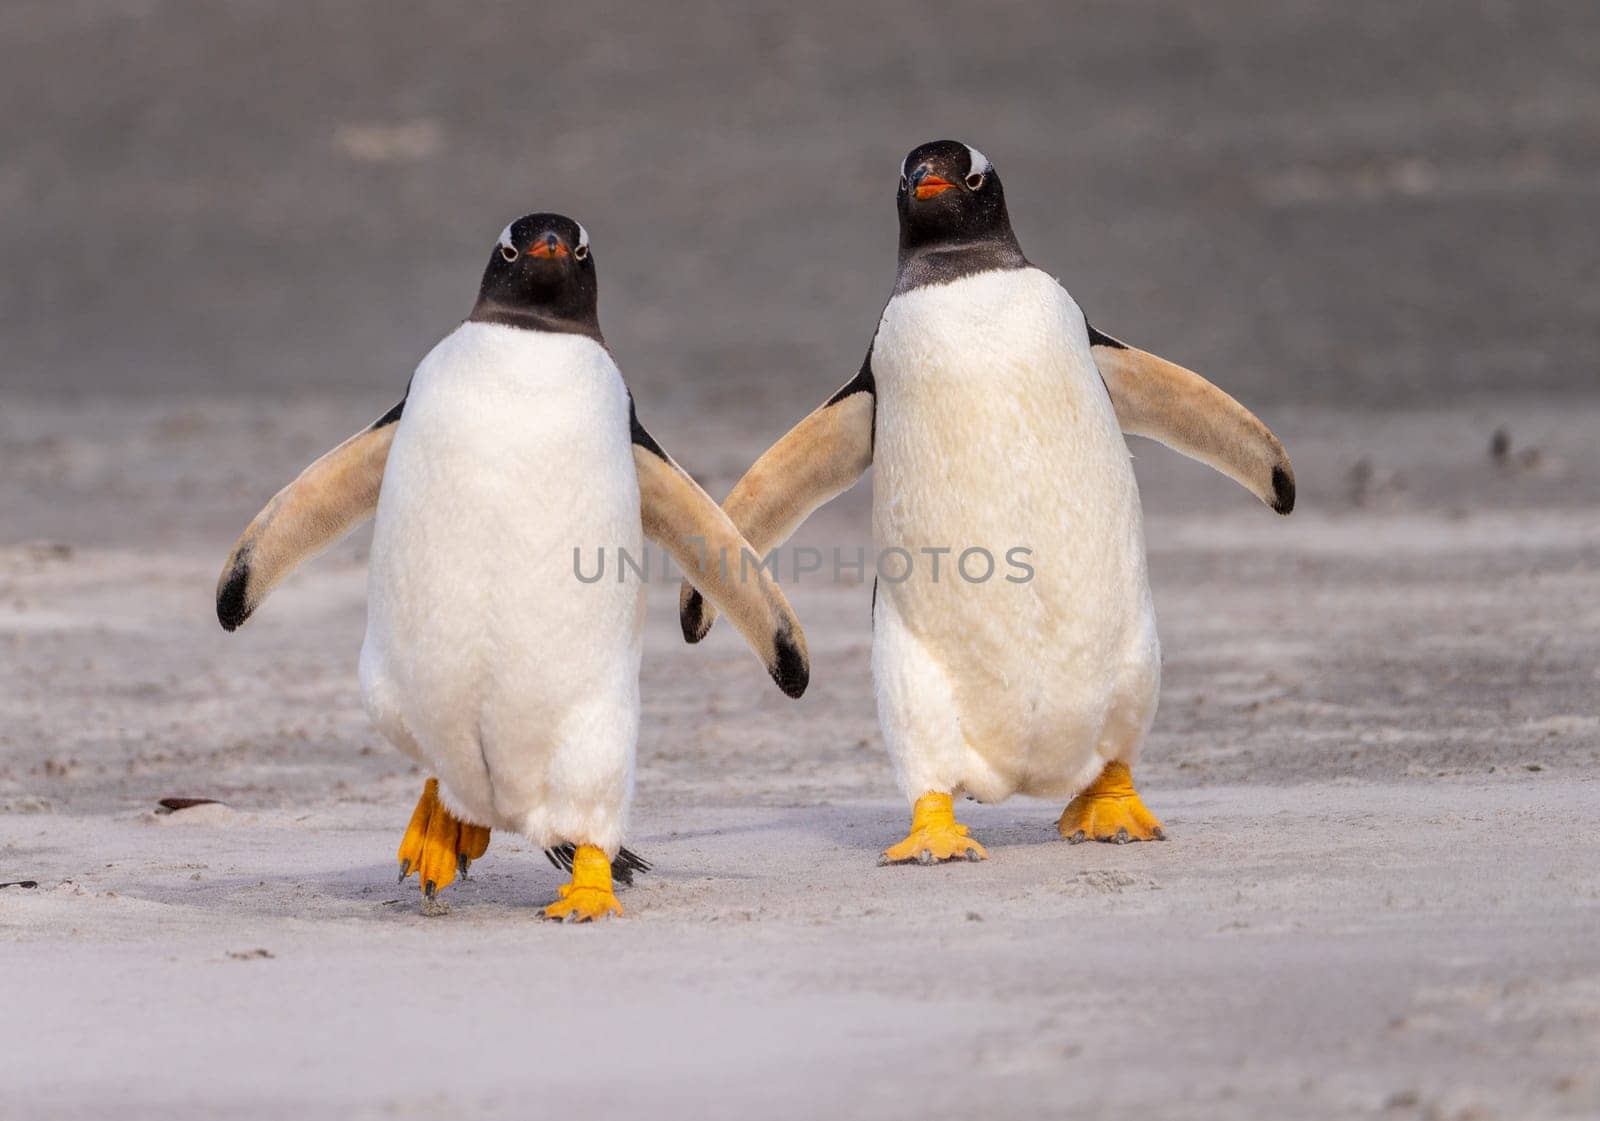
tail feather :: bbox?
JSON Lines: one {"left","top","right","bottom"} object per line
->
{"left": 543, "top": 843, "right": 651, "bottom": 886}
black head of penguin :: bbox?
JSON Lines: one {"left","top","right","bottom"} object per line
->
{"left": 469, "top": 213, "right": 603, "bottom": 342}
{"left": 895, "top": 140, "right": 1027, "bottom": 293}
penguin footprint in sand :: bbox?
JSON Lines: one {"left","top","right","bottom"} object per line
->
{"left": 681, "top": 141, "right": 1294, "bottom": 865}
{"left": 217, "top": 214, "right": 809, "bottom": 920}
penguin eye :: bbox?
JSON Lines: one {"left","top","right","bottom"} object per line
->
{"left": 899, "top": 174, "right": 908, "bottom": 192}
{"left": 499, "top": 244, "right": 518, "bottom": 262}
{"left": 965, "top": 171, "right": 986, "bottom": 191}
{"left": 573, "top": 243, "right": 589, "bottom": 262}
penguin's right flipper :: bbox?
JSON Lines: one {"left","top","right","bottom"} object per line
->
{"left": 1088, "top": 329, "right": 1295, "bottom": 515}
{"left": 632, "top": 405, "right": 812, "bottom": 699}
{"left": 678, "top": 353, "right": 877, "bottom": 643}
{"left": 215, "top": 399, "right": 405, "bottom": 631}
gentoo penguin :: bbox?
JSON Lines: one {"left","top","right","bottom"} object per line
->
{"left": 680, "top": 141, "right": 1294, "bottom": 864}
{"left": 217, "top": 213, "right": 809, "bottom": 919}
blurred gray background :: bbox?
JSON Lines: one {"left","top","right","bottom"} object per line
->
{"left": 4, "top": 0, "right": 1598, "bottom": 413}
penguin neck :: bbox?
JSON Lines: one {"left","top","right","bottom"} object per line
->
{"left": 468, "top": 298, "right": 606, "bottom": 346}
{"left": 894, "top": 228, "right": 1028, "bottom": 295}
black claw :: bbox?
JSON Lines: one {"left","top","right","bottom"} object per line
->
{"left": 398, "top": 860, "right": 411, "bottom": 882}
{"left": 424, "top": 880, "right": 436, "bottom": 899}
{"left": 457, "top": 854, "right": 470, "bottom": 878}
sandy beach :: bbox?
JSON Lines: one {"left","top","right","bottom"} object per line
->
{"left": 4, "top": 394, "right": 1598, "bottom": 1120}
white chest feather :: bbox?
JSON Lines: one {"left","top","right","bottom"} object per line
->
{"left": 871, "top": 267, "right": 1144, "bottom": 585}
{"left": 371, "top": 322, "right": 642, "bottom": 606}
{"left": 360, "top": 323, "right": 643, "bottom": 838}
{"left": 868, "top": 268, "right": 1159, "bottom": 801}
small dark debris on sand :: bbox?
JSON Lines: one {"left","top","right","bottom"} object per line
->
{"left": 157, "top": 798, "right": 222, "bottom": 813}
{"left": 21, "top": 541, "right": 73, "bottom": 562}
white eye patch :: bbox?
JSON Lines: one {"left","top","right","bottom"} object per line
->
{"left": 497, "top": 223, "right": 516, "bottom": 251}
{"left": 575, "top": 222, "right": 590, "bottom": 253}
{"left": 965, "top": 145, "right": 991, "bottom": 179}
{"left": 901, "top": 145, "right": 991, "bottom": 181}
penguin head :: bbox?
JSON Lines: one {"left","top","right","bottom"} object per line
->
{"left": 472, "top": 213, "right": 599, "bottom": 334}
{"left": 895, "top": 140, "right": 1019, "bottom": 260}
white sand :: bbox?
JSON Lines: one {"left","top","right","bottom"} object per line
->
{"left": 3, "top": 400, "right": 1599, "bottom": 1120}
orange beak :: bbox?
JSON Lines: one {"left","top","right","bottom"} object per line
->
{"left": 913, "top": 175, "right": 956, "bottom": 200}
{"left": 529, "top": 236, "right": 570, "bottom": 259}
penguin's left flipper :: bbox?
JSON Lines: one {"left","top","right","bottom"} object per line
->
{"left": 679, "top": 354, "right": 877, "bottom": 644}
{"left": 631, "top": 405, "right": 811, "bottom": 699}
{"left": 1089, "top": 329, "right": 1295, "bottom": 515}
{"left": 215, "top": 397, "right": 406, "bottom": 631}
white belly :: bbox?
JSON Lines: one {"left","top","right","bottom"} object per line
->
{"left": 360, "top": 323, "right": 644, "bottom": 848}
{"left": 870, "top": 268, "right": 1159, "bottom": 802}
